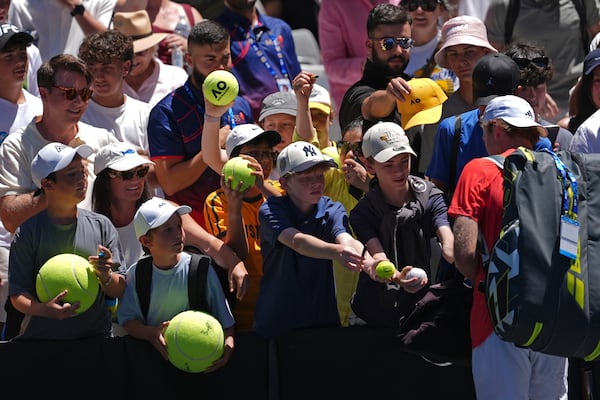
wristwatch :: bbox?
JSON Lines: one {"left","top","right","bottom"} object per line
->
{"left": 70, "top": 3, "right": 85, "bottom": 17}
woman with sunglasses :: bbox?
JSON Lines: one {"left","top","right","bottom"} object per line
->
{"left": 91, "top": 143, "right": 248, "bottom": 303}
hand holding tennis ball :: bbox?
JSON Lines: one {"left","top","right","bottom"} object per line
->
{"left": 222, "top": 156, "right": 256, "bottom": 192}
{"left": 404, "top": 267, "right": 428, "bottom": 287}
{"left": 202, "top": 70, "right": 239, "bottom": 106}
{"left": 375, "top": 260, "right": 397, "bottom": 280}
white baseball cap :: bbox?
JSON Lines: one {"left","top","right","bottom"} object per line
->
{"left": 31, "top": 142, "right": 93, "bottom": 188}
{"left": 308, "top": 84, "right": 332, "bottom": 114}
{"left": 94, "top": 142, "right": 154, "bottom": 175}
{"left": 361, "top": 122, "right": 416, "bottom": 163}
{"left": 482, "top": 95, "right": 547, "bottom": 137}
{"left": 225, "top": 123, "right": 281, "bottom": 157}
{"left": 134, "top": 197, "right": 192, "bottom": 238}
{"left": 277, "top": 141, "right": 337, "bottom": 176}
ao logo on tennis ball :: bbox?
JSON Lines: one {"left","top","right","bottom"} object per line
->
{"left": 163, "top": 310, "right": 225, "bottom": 373}
{"left": 35, "top": 253, "right": 100, "bottom": 314}
{"left": 203, "top": 70, "right": 239, "bottom": 106}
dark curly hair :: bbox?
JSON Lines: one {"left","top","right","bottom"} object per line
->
{"left": 504, "top": 42, "right": 553, "bottom": 87}
{"left": 78, "top": 29, "right": 134, "bottom": 67}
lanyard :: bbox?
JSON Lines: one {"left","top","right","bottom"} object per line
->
{"left": 183, "top": 82, "right": 237, "bottom": 128}
{"left": 237, "top": 23, "right": 289, "bottom": 83}
{"left": 541, "top": 149, "right": 578, "bottom": 218}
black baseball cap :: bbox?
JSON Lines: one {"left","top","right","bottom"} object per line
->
{"left": 0, "top": 23, "right": 33, "bottom": 51}
{"left": 472, "top": 53, "right": 520, "bottom": 106}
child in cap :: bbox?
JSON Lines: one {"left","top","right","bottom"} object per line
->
{"left": 117, "top": 196, "right": 235, "bottom": 372}
{"left": 258, "top": 91, "right": 298, "bottom": 153}
{"left": 203, "top": 123, "right": 283, "bottom": 331}
{"left": 254, "top": 141, "right": 378, "bottom": 338}
{"left": 349, "top": 122, "right": 454, "bottom": 328}
{"left": 8, "top": 142, "right": 125, "bottom": 340}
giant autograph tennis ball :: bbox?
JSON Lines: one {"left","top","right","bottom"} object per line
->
{"left": 375, "top": 260, "right": 397, "bottom": 280}
{"left": 202, "top": 70, "right": 239, "bottom": 106}
{"left": 35, "top": 253, "right": 100, "bottom": 314}
{"left": 222, "top": 156, "right": 256, "bottom": 191}
{"left": 164, "top": 310, "right": 225, "bottom": 373}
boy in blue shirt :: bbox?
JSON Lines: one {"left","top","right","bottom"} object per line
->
{"left": 117, "top": 197, "right": 235, "bottom": 372}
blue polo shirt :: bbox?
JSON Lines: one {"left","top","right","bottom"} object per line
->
{"left": 148, "top": 78, "right": 253, "bottom": 227}
{"left": 216, "top": 8, "right": 302, "bottom": 121}
{"left": 255, "top": 195, "right": 347, "bottom": 338}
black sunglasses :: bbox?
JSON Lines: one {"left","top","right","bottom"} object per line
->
{"left": 370, "top": 37, "right": 414, "bottom": 51}
{"left": 53, "top": 85, "right": 93, "bottom": 101}
{"left": 401, "top": 0, "right": 441, "bottom": 12}
{"left": 109, "top": 165, "right": 150, "bottom": 180}
{"left": 512, "top": 56, "right": 549, "bottom": 69}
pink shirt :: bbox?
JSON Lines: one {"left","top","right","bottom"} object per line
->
{"left": 318, "top": 0, "right": 401, "bottom": 110}
{"left": 123, "top": 58, "right": 189, "bottom": 108}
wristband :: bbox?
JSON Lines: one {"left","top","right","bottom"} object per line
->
{"left": 102, "top": 269, "right": 112, "bottom": 287}
{"left": 70, "top": 4, "right": 85, "bottom": 17}
{"left": 204, "top": 114, "right": 220, "bottom": 123}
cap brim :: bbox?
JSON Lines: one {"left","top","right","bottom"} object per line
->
{"left": 107, "top": 156, "right": 155, "bottom": 172}
{"left": 133, "top": 33, "right": 167, "bottom": 53}
{"left": 435, "top": 38, "right": 497, "bottom": 69}
{"left": 151, "top": 205, "right": 192, "bottom": 229}
{"left": 1, "top": 32, "right": 34, "bottom": 50}
{"left": 475, "top": 94, "right": 499, "bottom": 106}
{"left": 287, "top": 158, "right": 337, "bottom": 174}
{"left": 309, "top": 102, "right": 331, "bottom": 115}
{"left": 403, "top": 104, "right": 443, "bottom": 130}
{"left": 501, "top": 117, "right": 547, "bottom": 137}
{"left": 258, "top": 108, "right": 296, "bottom": 122}
{"left": 372, "top": 146, "right": 417, "bottom": 163}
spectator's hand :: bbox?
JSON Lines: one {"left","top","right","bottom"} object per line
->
{"left": 336, "top": 246, "right": 365, "bottom": 272}
{"left": 292, "top": 71, "right": 317, "bottom": 101}
{"left": 162, "top": 33, "right": 188, "bottom": 55}
{"left": 221, "top": 174, "right": 246, "bottom": 211}
{"left": 386, "top": 77, "right": 411, "bottom": 103}
{"left": 228, "top": 261, "right": 249, "bottom": 300}
{"left": 89, "top": 245, "right": 119, "bottom": 282}
{"left": 239, "top": 154, "right": 265, "bottom": 189}
{"left": 342, "top": 158, "right": 369, "bottom": 192}
{"left": 541, "top": 92, "right": 559, "bottom": 121}
{"left": 204, "top": 335, "right": 234, "bottom": 373}
{"left": 150, "top": 321, "right": 170, "bottom": 360}
{"left": 395, "top": 266, "right": 428, "bottom": 293}
{"left": 45, "top": 290, "right": 80, "bottom": 319}
{"left": 203, "top": 93, "right": 234, "bottom": 118}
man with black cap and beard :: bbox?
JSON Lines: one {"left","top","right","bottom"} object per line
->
{"left": 338, "top": 3, "right": 417, "bottom": 172}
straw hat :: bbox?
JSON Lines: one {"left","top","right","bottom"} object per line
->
{"left": 112, "top": 10, "right": 167, "bottom": 53}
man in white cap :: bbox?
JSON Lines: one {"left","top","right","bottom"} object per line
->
{"left": 113, "top": 10, "right": 188, "bottom": 108}
{"left": 8, "top": 142, "right": 125, "bottom": 340}
{"left": 254, "top": 141, "right": 377, "bottom": 338}
{"left": 450, "top": 95, "right": 567, "bottom": 399}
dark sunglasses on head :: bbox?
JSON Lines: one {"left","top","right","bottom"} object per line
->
{"left": 53, "top": 85, "right": 93, "bottom": 101}
{"left": 340, "top": 141, "right": 363, "bottom": 156}
{"left": 512, "top": 56, "right": 549, "bottom": 69}
{"left": 370, "top": 37, "right": 415, "bottom": 51}
{"left": 109, "top": 165, "right": 150, "bottom": 180}
{"left": 401, "top": 0, "right": 441, "bottom": 12}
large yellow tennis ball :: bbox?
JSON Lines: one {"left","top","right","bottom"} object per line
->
{"left": 375, "top": 260, "right": 397, "bottom": 280}
{"left": 202, "top": 70, "right": 239, "bottom": 106}
{"left": 35, "top": 253, "right": 100, "bottom": 314}
{"left": 163, "top": 310, "right": 225, "bottom": 373}
{"left": 222, "top": 156, "right": 256, "bottom": 191}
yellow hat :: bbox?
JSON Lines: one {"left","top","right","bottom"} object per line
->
{"left": 396, "top": 78, "right": 448, "bottom": 130}
{"left": 308, "top": 84, "right": 332, "bottom": 115}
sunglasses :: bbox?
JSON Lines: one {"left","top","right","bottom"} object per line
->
{"left": 243, "top": 151, "right": 277, "bottom": 161}
{"left": 340, "top": 141, "right": 363, "bottom": 156}
{"left": 52, "top": 85, "right": 93, "bottom": 101}
{"left": 401, "top": 0, "right": 440, "bottom": 12}
{"left": 370, "top": 37, "right": 414, "bottom": 51}
{"left": 512, "top": 56, "right": 549, "bottom": 69}
{"left": 109, "top": 165, "right": 150, "bottom": 180}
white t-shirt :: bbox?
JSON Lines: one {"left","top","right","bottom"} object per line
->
{"left": 0, "top": 119, "right": 119, "bottom": 210}
{"left": 569, "top": 108, "right": 600, "bottom": 153}
{"left": 116, "top": 221, "right": 143, "bottom": 272}
{"left": 0, "top": 90, "right": 43, "bottom": 249}
{"left": 122, "top": 57, "right": 188, "bottom": 108}
{"left": 81, "top": 95, "right": 150, "bottom": 152}
{"left": 26, "top": 44, "right": 42, "bottom": 97}
{"left": 9, "top": 0, "right": 117, "bottom": 61}
{"left": 405, "top": 30, "right": 441, "bottom": 78}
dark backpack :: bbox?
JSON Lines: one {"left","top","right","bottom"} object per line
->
{"left": 483, "top": 147, "right": 600, "bottom": 360}
{"left": 135, "top": 252, "right": 210, "bottom": 320}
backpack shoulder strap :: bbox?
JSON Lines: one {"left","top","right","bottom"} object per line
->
{"left": 447, "top": 114, "right": 462, "bottom": 195}
{"left": 504, "top": 0, "right": 520, "bottom": 46}
{"left": 135, "top": 255, "right": 153, "bottom": 321}
{"left": 188, "top": 252, "right": 210, "bottom": 312}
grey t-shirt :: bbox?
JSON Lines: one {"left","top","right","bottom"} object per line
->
{"left": 9, "top": 208, "right": 123, "bottom": 340}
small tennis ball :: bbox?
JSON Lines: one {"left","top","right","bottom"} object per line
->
{"left": 202, "top": 70, "right": 239, "bottom": 106}
{"left": 35, "top": 253, "right": 100, "bottom": 314}
{"left": 163, "top": 310, "right": 225, "bottom": 373}
{"left": 405, "top": 267, "right": 428, "bottom": 286}
{"left": 376, "top": 260, "right": 396, "bottom": 280}
{"left": 222, "top": 156, "right": 256, "bottom": 191}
